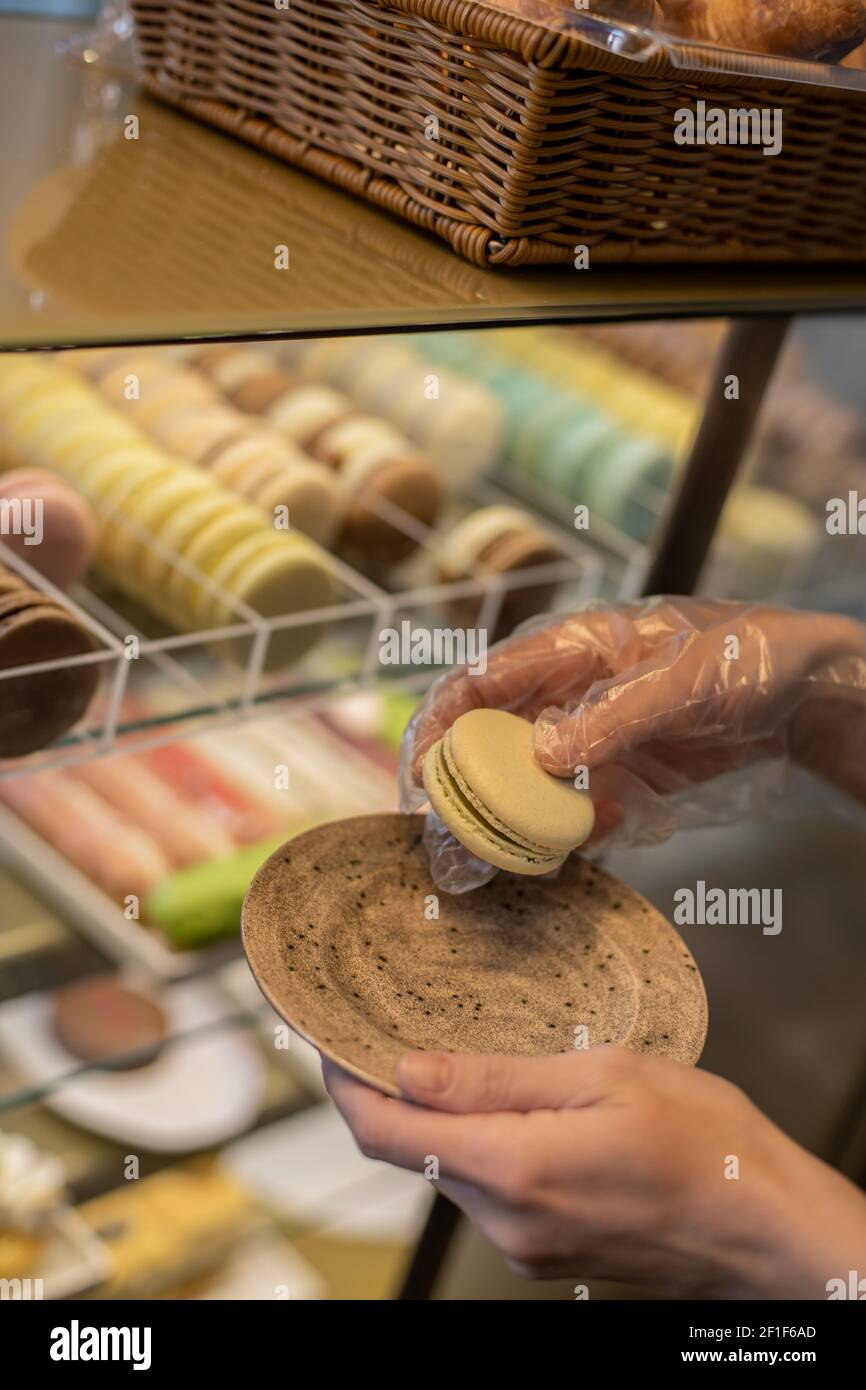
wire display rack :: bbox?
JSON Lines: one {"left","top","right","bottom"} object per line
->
{"left": 0, "top": 468, "right": 634, "bottom": 777}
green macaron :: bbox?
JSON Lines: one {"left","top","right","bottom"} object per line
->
{"left": 422, "top": 709, "right": 594, "bottom": 875}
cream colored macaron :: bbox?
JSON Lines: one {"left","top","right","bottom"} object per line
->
{"left": 313, "top": 414, "right": 403, "bottom": 469}
{"left": 422, "top": 708, "right": 594, "bottom": 875}
{"left": 195, "top": 346, "right": 277, "bottom": 394}
{"left": 253, "top": 459, "right": 344, "bottom": 547}
{"left": 105, "top": 471, "right": 213, "bottom": 577}
{"left": 204, "top": 532, "right": 337, "bottom": 671}
{"left": 149, "top": 404, "right": 241, "bottom": 461}
{"left": 99, "top": 356, "right": 177, "bottom": 405}
{"left": 169, "top": 505, "right": 267, "bottom": 616}
{"left": 125, "top": 374, "right": 218, "bottom": 430}
{"left": 207, "top": 433, "right": 294, "bottom": 491}
{"left": 265, "top": 385, "right": 348, "bottom": 443}
{"left": 142, "top": 490, "right": 239, "bottom": 591}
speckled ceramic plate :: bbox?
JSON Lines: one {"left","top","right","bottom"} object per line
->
{"left": 242, "top": 814, "right": 708, "bottom": 1095}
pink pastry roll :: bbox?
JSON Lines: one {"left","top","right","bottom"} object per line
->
{"left": 0, "top": 772, "right": 169, "bottom": 903}
{"left": 142, "top": 742, "right": 280, "bottom": 844}
{"left": 71, "top": 759, "right": 235, "bottom": 867}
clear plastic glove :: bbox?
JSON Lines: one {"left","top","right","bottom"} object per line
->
{"left": 399, "top": 597, "right": 866, "bottom": 890}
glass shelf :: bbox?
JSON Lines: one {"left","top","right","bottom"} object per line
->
{"left": 2, "top": 15, "right": 866, "bottom": 352}
{"left": 0, "top": 15, "right": 863, "bottom": 1176}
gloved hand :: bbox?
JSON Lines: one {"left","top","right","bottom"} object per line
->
{"left": 400, "top": 598, "right": 866, "bottom": 889}
{"left": 324, "top": 1046, "right": 866, "bottom": 1297}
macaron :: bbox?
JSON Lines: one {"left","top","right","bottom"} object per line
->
{"left": 312, "top": 414, "right": 401, "bottom": 469}
{"left": 295, "top": 337, "right": 364, "bottom": 386}
{"left": 99, "top": 356, "right": 177, "bottom": 405}
{"left": 230, "top": 372, "right": 299, "bottom": 418}
{"left": 338, "top": 443, "right": 444, "bottom": 571}
{"left": 422, "top": 708, "right": 595, "bottom": 875}
{"left": 208, "top": 437, "right": 289, "bottom": 494}
{"left": 31, "top": 416, "right": 141, "bottom": 474}
{"left": 142, "top": 490, "right": 239, "bottom": 592}
{"left": 718, "top": 487, "right": 819, "bottom": 587}
{"left": 149, "top": 404, "right": 240, "bottom": 462}
{"left": 62, "top": 347, "right": 126, "bottom": 381}
{"left": 0, "top": 560, "right": 27, "bottom": 596}
{"left": 0, "top": 360, "right": 71, "bottom": 411}
{"left": 207, "top": 436, "right": 283, "bottom": 489}
{"left": 0, "top": 587, "right": 101, "bottom": 756}
{"left": 73, "top": 446, "right": 168, "bottom": 503}
{"left": 348, "top": 348, "right": 418, "bottom": 413}
{"left": 194, "top": 346, "right": 278, "bottom": 394}
{"left": 2, "top": 392, "right": 98, "bottom": 452}
{"left": 106, "top": 469, "right": 214, "bottom": 572}
{"left": 586, "top": 437, "right": 673, "bottom": 539}
{"left": 253, "top": 458, "right": 344, "bottom": 547}
{"left": 437, "top": 504, "right": 565, "bottom": 638}
{"left": 125, "top": 374, "right": 218, "bottom": 431}
{"left": 510, "top": 392, "right": 593, "bottom": 476}
{"left": 391, "top": 376, "right": 504, "bottom": 484}
{"left": 91, "top": 454, "right": 178, "bottom": 515}
{"left": 540, "top": 415, "right": 621, "bottom": 502}
{"left": 0, "top": 467, "right": 97, "bottom": 589}
{"left": 262, "top": 384, "right": 349, "bottom": 445}
{"left": 169, "top": 505, "right": 267, "bottom": 615}
{"left": 97, "top": 460, "right": 206, "bottom": 569}
{"left": 204, "top": 533, "right": 337, "bottom": 671}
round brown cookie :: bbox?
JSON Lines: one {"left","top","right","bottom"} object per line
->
{"left": 242, "top": 813, "right": 709, "bottom": 1096}
{"left": 338, "top": 456, "right": 444, "bottom": 573}
{"left": 230, "top": 372, "right": 297, "bottom": 416}
{"left": 0, "top": 593, "right": 100, "bottom": 756}
{"left": 52, "top": 977, "right": 167, "bottom": 1070}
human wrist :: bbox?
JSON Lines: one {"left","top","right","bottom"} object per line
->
{"left": 718, "top": 1155, "right": 866, "bottom": 1300}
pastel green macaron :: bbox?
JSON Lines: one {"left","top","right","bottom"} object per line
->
{"left": 583, "top": 436, "right": 674, "bottom": 539}
{"left": 422, "top": 708, "right": 594, "bottom": 875}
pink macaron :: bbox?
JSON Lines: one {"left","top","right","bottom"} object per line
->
{"left": 0, "top": 468, "right": 98, "bottom": 589}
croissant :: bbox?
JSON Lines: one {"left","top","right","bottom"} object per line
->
{"left": 486, "top": 1, "right": 659, "bottom": 23}
{"left": 590, "top": 1, "right": 659, "bottom": 20}
{"left": 659, "top": 1, "right": 866, "bottom": 62}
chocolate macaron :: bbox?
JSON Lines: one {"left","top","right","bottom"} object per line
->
{"left": 438, "top": 505, "right": 566, "bottom": 639}
{"left": 0, "top": 584, "right": 101, "bottom": 756}
{"left": 337, "top": 440, "right": 444, "bottom": 573}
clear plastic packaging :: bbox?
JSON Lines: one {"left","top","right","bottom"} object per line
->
{"left": 401, "top": 598, "right": 866, "bottom": 892}
{"left": 480, "top": 0, "right": 866, "bottom": 90}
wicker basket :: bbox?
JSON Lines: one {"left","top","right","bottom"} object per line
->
{"left": 131, "top": 0, "right": 866, "bottom": 268}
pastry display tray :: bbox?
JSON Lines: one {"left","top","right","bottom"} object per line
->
{"left": 0, "top": 474, "right": 614, "bottom": 780}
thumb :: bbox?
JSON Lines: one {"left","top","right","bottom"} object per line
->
{"left": 396, "top": 1047, "right": 622, "bottom": 1114}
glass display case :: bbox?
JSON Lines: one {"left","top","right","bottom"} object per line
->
{"left": 0, "top": 6, "right": 864, "bottom": 1309}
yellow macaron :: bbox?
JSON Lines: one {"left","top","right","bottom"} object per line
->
{"left": 144, "top": 490, "right": 242, "bottom": 592}
{"left": 112, "top": 471, "right": 215, "bottom": 580}
{"left": 206, "top": 532, "right": 337, "bottom": 671}
{"left": 167, "top": 505, "right": 268, "bottom": 619}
